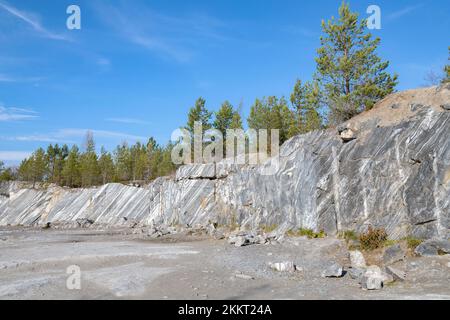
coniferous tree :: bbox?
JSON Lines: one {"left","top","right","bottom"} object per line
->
{"left": 80, "top": 132, "right": 100, "bottom": 187}
{"left": 289, "top": 80, "right": 323, "bottom": 137}
{"left": 315, "top": 1, "right": 398, "bottom": 124}
{"left": 62, "top": 146, "right": 81, "bottom": 187}
{"left": 98, "top": 147, "right": 115, "bottom": 184}
{"left": 444, "top": 47, "right": 450, "bottom": 84}
{"left": 248, "top": 96, "right": 294, "bottom": 145}
{"left": 186, "top": 97, "right": 212, "bottom": 134}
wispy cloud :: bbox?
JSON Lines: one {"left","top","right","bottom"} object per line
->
{"left": 106, "top": 117, "right": 151, "bottom": 125}
{"left": 0, "top": 105, "right": 39, "bottom": 121}
{"left": 281, "top": 26, "right": 319, "bottom": 38}
{"left": 94, "top": 1, "right": 231, "bottom": 62}
{"left": 0, "top": 151, "right": 31, "bottom": 162}
{"left": 0, "top": 73, "right": 44, "bottom": 83}
{"left": 2, "top": 129, "right": 147, "bottom": 144}
{"left": 0, "top": 1, "right": 70, "bottom": 41}
{"left": 388, "top": 4, "right": 424, "bottom": 20}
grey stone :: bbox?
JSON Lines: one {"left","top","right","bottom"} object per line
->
{"left": 321, "top": 263, "right": 344, "bottom": 278}
{"left": 269, "top": 261, "right": 296, "bottom": 273}
{"left": 415, "top": 240, "right": 450, "bottom": 256}
{"left": 0, "top": 87, "right": 449, "bottom": 242}
{"left": 348, "top": 268, "right": 365, "bottom": 281}
{"left": 441, "top": 104, "right": 450, "bottom": 111}
{"left": 383, "top": 244, "right": 406, "bottom": 265}
{"left": 410, "top": 103, "right": 425, "bottom": 112}
{"left": 361, "top": 275, "right": 383, "bottom": 290}
{"left": 349, "top": 250, "right": 366, "bottom": 269}
{"left": 386, "top": 266, "right": 406, "bottom": 282}
{"left": 340, "top": 128, "right": 356, "bottom": 142}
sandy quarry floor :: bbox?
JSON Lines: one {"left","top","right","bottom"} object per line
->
{"left": 0, "top": 228, "right": 449, "bottom": 300}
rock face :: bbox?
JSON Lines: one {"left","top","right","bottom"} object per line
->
{"left": 0, "top": 86, "right": 449, "bottom": 239}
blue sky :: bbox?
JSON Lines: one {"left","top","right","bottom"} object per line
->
{"left": 0, "top": 0, "right": 449, "bottom": 165}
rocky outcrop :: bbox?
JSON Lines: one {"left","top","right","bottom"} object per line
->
{"left": 0, "top": 86, "right": 449, "bottom": 239}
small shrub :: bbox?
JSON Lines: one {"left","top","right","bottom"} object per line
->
{"left": 288, "top": 228, "right": 327, "bottom": 239}
{"left": 339, "top": 230, "right": 358, "bottom": 242}
{"left": 261, "top": 224, "right": 278, "bottom": 233}
{"left": 404, "top": 237, "right": 423, "bottom": 250}
{"left": 359, "top": 226, "right": 388, "bottom": 251}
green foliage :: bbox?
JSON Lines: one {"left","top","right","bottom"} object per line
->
{"left": 315, "top": 1, "right": 398, "bottom": 124}
{"left": 338, "top": 230, "right": 358, "bottom": 242}
{"left": 0, "top": 161, "right": 14, "bottom": 182}
{"left": 287, "top": 228, "right": 327, "bottom": 239}
{"left": 359, "top": 226, "right": 388, "bottom": 251}
{"left": 444, "top": 46, "right": 450, "bottom": 84}
{"left": 98, "top": 147, "right": 115, "bottom": 185}
{"left": 61, "top": 145, "right": 81, "bottom": 187}
{"left": 404, "top": 237, "right": 423, "bottom": 250}
{"left": 186, "top": 97, "right": 212, "bottom": 134}
{"left": 260, "top": 224, "right": 278, "bottom": 233}
{"left": 248, "top": 96, "right": 294, "bottom": 145}
{"left": 289, "top": 80, "right": 323, "bottom": 137}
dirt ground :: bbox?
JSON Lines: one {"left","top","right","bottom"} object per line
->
{"left": 0, "top": 228, "right": 449, "bottom": 300}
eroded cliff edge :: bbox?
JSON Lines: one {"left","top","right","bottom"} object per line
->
{"left": 1, "top": 85, "right": 449, "bottom": 240}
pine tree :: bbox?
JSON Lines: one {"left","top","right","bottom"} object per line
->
{"left": 214, "top": 101, "right": 235, "bottom": 136}
{"left": 289, "top": 80, "right": 323, "bottom": 137}
{"left": 62, "top": 146, "right": 81, "bottom": 188}
{"left": 248, "top": 96, "right": 294, "bottom": 145}
{"left": 29, "top": 148, "right": 47, "bottom": 186}
{"left": 80, "top": 132, "right": 99, "bottom": 187}
{"left": 0, "top": 161, "right": 13, "bottom": 181}
{"left": 186, "top": 97, "right": 212, "bottom": 134}
{"left": 444, "top": 46, "right": 450, "bottom": 84}
{"left": 98, "top": 147, "right": 115, "bottom": 185}
{"left": 316, "top": 1, "right": 398, "bottom": 124}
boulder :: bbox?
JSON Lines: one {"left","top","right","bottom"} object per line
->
{"left": 269, "top": 261, "right": 296, "bottom": 273}
{"left": 321, "top": 263, "right": 344, "bottom": 278}
{"left": 386, "top": 266, "right": 406, "bottom": 282}
{"left": 340, "top": 128, "right": 356, "bottom": 142}
{"left": 361, "top": 275, "right": 383, "bottom": 290}
{"left": 415, "top": 240, "right": 450, "bottom": 256}
{"left": 360, "top": 265, "right": 393, "bottom": 290}
{"left": 441, "top": 104, "right": 450, "bottom": 111}
{"left": 348, "top": 268, "right": 365, "bottom": 281}
{"left": 349, "top": 250, "right": 366, "bottom": 269}
{"left": 383, "top": 244, "right": 406, "bottom": 265}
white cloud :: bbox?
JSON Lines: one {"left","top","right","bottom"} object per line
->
{"left": 0, "top": 106, "right": 39, "bottom": 121}
{"left": 3, "top": 129, "right": 147, "bottom": 144}
{"left": 0, "top": 151, "right": 31, "bottom": 161}
{"left": 106, "top": 117, "right": 150, "bottom": 125}
{"left": 388, "top": 4, "right": 423, "bottom": 20}
{"left": 0, "top": 73, "right": 44, "bottom": 83}
{"left": 0, "top": 1, "right": 70, "bottom": 41}
{"left": 94, "top": 2, "right": 230, "bottom": 63}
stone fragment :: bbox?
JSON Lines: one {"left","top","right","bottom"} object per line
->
{"left": 321, "top": 263, "right": 344, "bottom": 278}
{"left": 340, "top": 129, "right": 356, "bottom": 142}
{"left": 383, "top": 244, "right": 406, "bottom": 265}
{"left": 235, "top": 273, "right": 254, "bottom": 280}
{"left": 269, "top": 261, "right": 296, "bottom": 273}
{"left": 349, "top": 250, "right": 366, "bottom": 269}
{"left": 348, "top": 268, "right": 365, "bottom": 281}
{"left": 441, "top": 104, "right": 450, "bottom": 110}
{"left": 415, "top": 240, "right": 450, "bottom": 256}
{"left": 361, "top": 275, "right": 383, "bottom": 290}
{"left": 386, "top": 266, "right": 406, "bottom": 282}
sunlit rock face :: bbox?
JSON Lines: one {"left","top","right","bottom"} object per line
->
{"left": 0, "top": 86, "right": 449, "bottom": 239}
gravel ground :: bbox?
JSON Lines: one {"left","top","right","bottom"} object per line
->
{"left": 0, "top": 228, "right": 449, "bottom": 300}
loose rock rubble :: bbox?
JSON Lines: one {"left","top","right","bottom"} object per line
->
{"left": 383, "top": 244, "right": 406, "bottom": 265}
{"left": 415, "top": 240, "right": 450, "bottom": 256}
{"left": 321, "top": 263, "right": 344, "bottom": 278}
{"left": 269, "top": 261, "right": 297, "bottom": 273}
